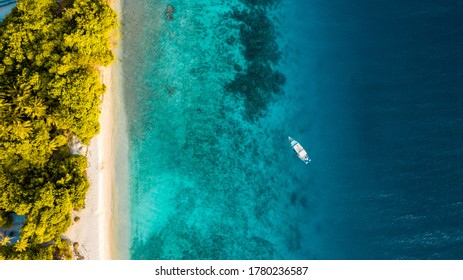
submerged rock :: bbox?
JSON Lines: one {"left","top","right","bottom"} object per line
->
{"left": 166, "top": 85, "right": 176, "bottom": 95}
{"left": 226, "top": 36, "right": 236, "bottom": 45}
{"left": 166, "top": 4, "right": 175, "bottom": 21}
{"left": 234, "top": 63, "right": 243, "bottom": 72}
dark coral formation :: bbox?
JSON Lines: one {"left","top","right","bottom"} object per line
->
{"left": 226, "top": 61, "right": 285, "bottom": 119}
{"left": 166, "top": 4, "right": 175, "bottom": 21}
{"left": 232, "top": 8, "right": 280, "bottom": 63}
{"left": 241, "top": 0, "right": 279, "bottom": 8}
{"left": 225, "top": 4, "right": 286, "bottom": 121}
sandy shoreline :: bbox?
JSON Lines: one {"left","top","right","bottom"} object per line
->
{"left": 64, "top": 0, "right": 120, "bottom": 260}
{"left": 64, "top": 64, "right": 115, "bottom": 260}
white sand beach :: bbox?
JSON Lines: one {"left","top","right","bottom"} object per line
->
{"left": 64, "top": 64, "right": 115, "bottom": 260}
{"left": 64, "top": 0, "right": 120, "bottom": 260}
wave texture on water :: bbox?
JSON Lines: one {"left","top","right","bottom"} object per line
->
{"left": 120, "top": 0, "right": 463, "bottom": 260}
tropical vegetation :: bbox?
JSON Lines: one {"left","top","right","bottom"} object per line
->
{"left": 0, "top": 0, "right": 116, "bottom": 259}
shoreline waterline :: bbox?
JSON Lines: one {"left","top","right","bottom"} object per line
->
{"left": 64, "top": 0, "right": 125, "bottom": 260}
{"left": 110, "top": 0, "right": 131, "bottom": 260}
{"left": 63, "top": 65, "right": 115, "bottom": 259}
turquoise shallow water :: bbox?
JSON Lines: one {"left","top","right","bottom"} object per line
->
{"left": 119, "top": 0, "right": 319, "bottom": 259}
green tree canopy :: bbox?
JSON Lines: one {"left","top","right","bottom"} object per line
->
{"left": 0, "top": 0, "right": 117, "bottom": 259}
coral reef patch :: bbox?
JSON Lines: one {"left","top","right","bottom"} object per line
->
{"left": 225, "top": 1, "right": 286, "bottom": 121}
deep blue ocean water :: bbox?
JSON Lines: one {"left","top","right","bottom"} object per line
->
{"left": 118, "top": 0, "right": 463, "bottom": 259}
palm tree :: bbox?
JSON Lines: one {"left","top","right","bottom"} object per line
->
{"left": 14, "top": 239, "right": 28, "bottom": 252}
{"left": 24, "top": 96, "right": 47, "bottom": 119}
{"left": 0, "top": 235, "right": 11, "bottom": 246}
{"left": 31, "top": 96, "right": 47, "bottom": 118}
{"left": 10, "top": 120, "right": 32, "bottom": 139}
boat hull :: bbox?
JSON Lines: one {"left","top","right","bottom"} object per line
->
{"left": 288, "top": 136, "right": 311, "bottom": 164}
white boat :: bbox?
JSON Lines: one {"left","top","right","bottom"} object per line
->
{"left": 288, "top": 136, "right": 311, "bottom": 164}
